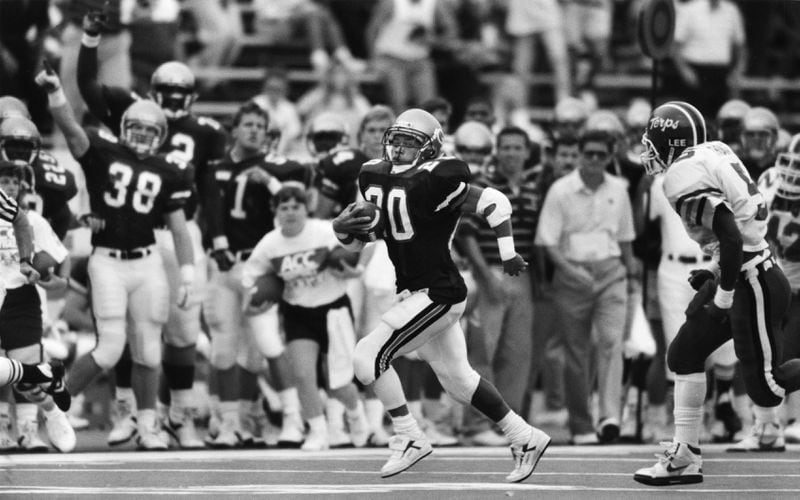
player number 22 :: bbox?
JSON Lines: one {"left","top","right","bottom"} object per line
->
{"left": 363, "top": 186, "right": 413, "bottom": 241}
{"left": 104, "top": 162, "right": 162, "bottom": 214}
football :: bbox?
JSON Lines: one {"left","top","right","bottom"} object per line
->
{"left": 326, "top": 246, "right": 359, "bottom": 271}
{"left": 32, "top": 250, "right": 59, "bottom": 279}
{"left": 250, "top": 273, "right": 284, "bottom": 306}
{"left": 353, "top": 201, "right": 384, "bottom": 242}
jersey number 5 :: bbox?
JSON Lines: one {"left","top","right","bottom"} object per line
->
{"left": 105, "top": 162, "right": 162, "bottom": 214}
{"left": 363, "top": 186, "right": 413, "bottom": 241}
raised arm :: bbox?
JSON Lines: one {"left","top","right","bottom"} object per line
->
{"left": 35, "top": 67, "right": 90, "bottom": 160}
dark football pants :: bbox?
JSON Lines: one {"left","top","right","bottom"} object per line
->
{"left": 669, "top": 258, "right": 800, "bottom": 407}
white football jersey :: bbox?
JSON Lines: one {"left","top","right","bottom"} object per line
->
{"left": 662, "top": 141, "right": 769, "bottom": 258}
{"left": 0, "top": 211, "right": 68, "bottom": 289}
{"left": 758, "top": 166, "right": 800, "bottom": 289}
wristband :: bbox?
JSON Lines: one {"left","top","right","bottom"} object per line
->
{"left": 180, "top": 264, "right": 195, "bottom": 285}
{"left": 81, "top": 33, "right": 100, "bottom": 48}
{"left": 497, "top": 236, "right": 515, "bottom": 261}
{"left": 713, "top": 286, "right": 734, "bottom": 309}
{"left": 47, "top": 89, "right": 67, "bottom": 108}
{"left": 212, "top": 236, "right": 230, "bottom": 252}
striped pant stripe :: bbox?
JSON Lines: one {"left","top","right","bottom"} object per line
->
{"left": 374, "top": 302, "right": 450, "bottom": 380}
{"left": 746, "top": 270, "right": 785, "bottom": 400}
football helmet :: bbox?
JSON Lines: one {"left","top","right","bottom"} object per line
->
{"left": 307, "top": 112, "right": 348, "bottom": 157}
{"left": 641, "top": 101, "right": 707, "bottom": 175}
{"left": 120, "top": 100, "right": 168, "bottom": 156}
{"left": 776, "top": 133, "right": 800, "bottom": 200}
{"left": 716, "top": 99, "right": 750, "bottom": 144}
{"left": 454, "top": 120, "right": 493, "bottom": 175}
{"left": 382, "top": 108, "right": 444, "bottom": 166}
{"left": 0, "top": 116, "right": 41, "bottom": 165}
{"left": 149, "top": 61, "right": 197, "bottom": 120}
{"left": 740, "top": 106, "right": 779, "bottom": 162}
{"left": 0, "top": 96, "right": 31, "bottom": 122}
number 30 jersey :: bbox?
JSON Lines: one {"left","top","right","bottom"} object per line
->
{"left": 78, "top": 129, "right": 193, "bottom": 250}
{"left": 662, "top": 141, "right": 769, "bottom": 258}
{"left": 358, "top": 157, "right": 470, "bottom": 304}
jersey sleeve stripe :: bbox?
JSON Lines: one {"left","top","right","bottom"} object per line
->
{"left": 675, "top": 187, "right": 723, "bottom": 215}
{"left": 170, "top": 190, "right": 192, "bottom": 200}
{"left": 0, "top": 189, "right": 19, "bottom": 223}
{"left": 434, "top": 182, "right": 468, "bottom": 212}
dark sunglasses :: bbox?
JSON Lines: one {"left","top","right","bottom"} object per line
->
{"left": 583, "top": 150, "right": 609, "bottom": 160}
{"left": 456, "top": 145, "right": 492, "bottom": 156}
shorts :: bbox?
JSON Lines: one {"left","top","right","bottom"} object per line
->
{"left": 281, "top": 295, "right": 352, "bottom": 352}
{"left": 0, "top": 285, "right": 43, "bottom": 350}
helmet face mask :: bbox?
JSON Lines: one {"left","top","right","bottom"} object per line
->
{"left": 0, "top": 116, "right": 41, "bottom": 166}
{"left": 120, "top": 101, "right": 167, "bottom": 156}
{"left": 382, "top": 109, "right": 443, "bottom": 166}
{"left": 776, "top": 152, "right": 800, "bottom": 200}
{"left": 306, "top": 113, "right": 348, "bottom": 157}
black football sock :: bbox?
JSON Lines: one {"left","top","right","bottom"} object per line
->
{"left": 471, "top": 377, "right": 511, "bottom": 423}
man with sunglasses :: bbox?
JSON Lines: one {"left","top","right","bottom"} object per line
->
{"left": 535, "top": 128, "right": 638, "bottom": 445}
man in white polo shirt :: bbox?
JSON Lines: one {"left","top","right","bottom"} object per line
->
{"left": 536, "top": 129, "right": 638, "bottom": 444}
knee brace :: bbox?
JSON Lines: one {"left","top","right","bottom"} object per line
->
{"left": 92, "top": 318, "right": 127, "bottom": 369}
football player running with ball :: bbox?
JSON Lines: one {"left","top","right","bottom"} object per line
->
{"left": 36, "top": 68, "right": 197, "bottom": 450}
{"left": 633, "top": 102, "right": 800, "bottom": 486}
{"left": 332, "top": 109, "right": 550, "bottom": 482}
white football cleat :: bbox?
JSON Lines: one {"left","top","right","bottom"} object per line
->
{"left": 277, "top": 412, "right": 304, "bottom": 448}
{"left": 17, "top": 419, "right": 48, "bottom": 452}
{"left": 726, "top": 422, "right": 786, "bottom": 452}
{"left": 301, "top": 427, "right": 330, "bottom": 452}
{"left": 44, "top": 408, "right": 76, "bottom": 453}
{"left": 0, "top": 414, "right": 18, "bottom": 451}
{"left": 784, "top": 420, "right": 800, "bottom": 443}
{"left": 108, "top": 399, "right": 137, "bottom": 446}
{"left": 163, "top": 408, "right": 205, "bottom": 449}
{"left": 347, "top": 407, "right": 370, "bottom": 448}
{"left": 135, "top": 412, "right": 168, "bottom": 451}
{"left": 634, "top": 441, "right": 703, "bottom": 486}
{"left": 380, "top": 435, "right": 433, "bottom": 478}
{"left": 506, "top": 426, "right": 551, "bottom": 483}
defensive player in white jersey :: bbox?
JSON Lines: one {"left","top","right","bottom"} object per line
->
{"left": 241, "top": 184, "right": 368, "bottom": 451}
{"left": 0, "top": 160, "right": 76, "bottom": 452}
{"left": 633, "top": 101, "right": 800, "bottom": 486}
{"left": 758, "top": 132, "right": 800, "bottom": 444}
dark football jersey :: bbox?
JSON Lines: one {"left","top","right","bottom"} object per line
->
{"left": 79, "top": 82, "right": 227, "bottom": 221}
{"left": 207, "top": 153, "right": 310, "bottom": 252}
{"left": 78, "top": 128, "right": 192, "bottom": 250}
{"left": 22, "top": 151, "right": 78, "bottom": 240}
{"left": 358, "top": 157, "right": 470, "bottom": 304}
{"left": 315, "top": 147, "right": 369, "bottom": 209}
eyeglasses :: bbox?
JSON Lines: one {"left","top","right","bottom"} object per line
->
{"left": 582, "top": 150, "right": 609, "bottom": 160}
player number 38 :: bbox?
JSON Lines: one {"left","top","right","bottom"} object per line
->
{"left": 104, "top": 162, "right": 162, "bottom": 214}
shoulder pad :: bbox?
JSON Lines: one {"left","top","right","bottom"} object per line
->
{"left": 361, "top": 159, "right": 389, "bottom": 173}
{"left": 422, "top": 158, "right": 470, "bottom": 180}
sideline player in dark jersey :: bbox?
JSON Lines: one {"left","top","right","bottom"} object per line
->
{"left": 36, "top": 68, "right": 197, "bottom": 450}
{"left": 203, "top": 102, "right": 308, "bottom": 448}
{"left": 0, "top": 110, "right": 78, "bottom": 240}
{"left": 76, "top": 12, "right": 228, "bottom": 448}
{"left": 307, "top": 112, "right": 369, "bottom": 219}
{"left": 332, "top": 108, "right": 550, "bottom": 482}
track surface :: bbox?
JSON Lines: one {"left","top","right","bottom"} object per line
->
{"left": 2, "top": 437, "right": 799, "bottom": 498}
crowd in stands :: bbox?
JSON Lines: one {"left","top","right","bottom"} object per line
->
{"left": 0, "top": 0, "right": 799, "bottom": 453}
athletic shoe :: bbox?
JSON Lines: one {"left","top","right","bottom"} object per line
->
{"left": 163, "top": 408, "right": 205, "bottom": 449}
{"left": 346, "top": 404, "right": 370, "bottom": 448}
{"left": 206, "top": 413, "right": 241, "bottom": 449}
{"left": 0, "top": 414, "right": 18, "bottom": 451}
{"left": 464, "top": 429, "right": 510, "bottom": 447}
{"left": 43, "top": 407, "right": 76, "bottom": 453}
{"left": 784, "top": 420, "right": 800, "bottom": 444}
{"left": 108, "top": 403, "right": 138, "bottom": 446}
{"left": 301, "top": 427, "right": 330, "bottom": 452}
{"left": 17, "top": 419, "right": 48, "bottom": 452}
{"left": 380, "top": 435, "right": 433, "bottom": 478}
{"left": 726, "top": 422, "right": 786, "bottom": 452}
{"left": 328, "top": 424, "right": 353, "bottom": 448}
{"left": 277, "top": 412, "right": 304, "bottom": 448}
{"left": 40, "top": 361, "right": 71, "bottom": 412}
{"left": 597, "top": 417, "right": 620, "bottom": 443}
{"left": 711, "top": 401, "right": 742, "bottom": 442}
{"left": 633, "top": 441, "right": 703, "bottom": 486}
{"left": 506, "top": 426, "right": 551, "bottom": 483}
{"left": 136, "top": 413, "right": 169, "bottom": 451}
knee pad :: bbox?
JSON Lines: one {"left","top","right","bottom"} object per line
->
{"left": 353, "top": 338, "right": 377, "bottom": 386}
{"left": 92, "top": 318, "right": 127, "bottom": 369}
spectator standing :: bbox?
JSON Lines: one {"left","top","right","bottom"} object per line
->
{"left": 671, "top": 0, "right": 747, "bottom": 117}
{"left": 562, "top": 0, "right": 613, "bottom": 104}
{"left": 367, "top": 0, "right": 457, "bottom": 111}
{"left": 252, "top": 67, "right": 304, "bottom": 157}
{"left": 535, "top": 129, "right": 637, "bottom": 444}
{"left": 505, "top": 0, "right": 571, "bottom": 107}
{"left": 182, "top": 0, "right": 243, "bottom": 76}
{"left": 458, "top": 126, "right": 541, "bottom": 444}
